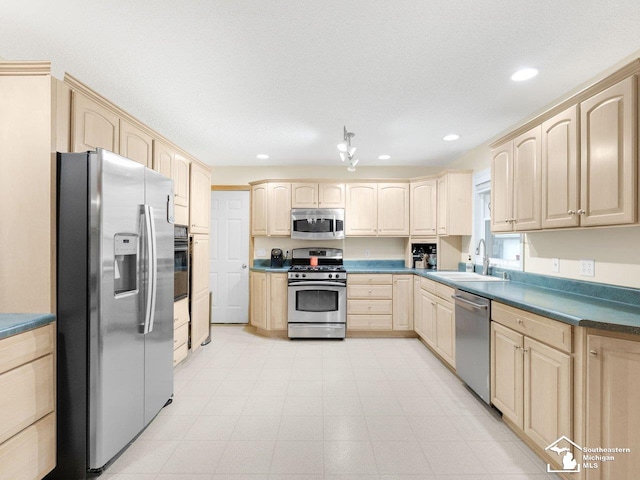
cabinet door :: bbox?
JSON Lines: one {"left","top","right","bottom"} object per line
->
{"left": 435, "top": 299, "right": 455, "bottom": 368}
{"left": 580, "top": 76, "right": 637, "bottom": 227}
{"left": 251, "top": 184, "right": 268, "bottom": 236}
{"left": 436, "top": 175, "right": 448, "bottom": 235}
{"left": 152, "top": 140, "right": 174, "bottom": 178}
{"left": 586, "top": 334, "right": 640, "bottom": 480}
{"left": 413, "top": 277, "right": 422, "bottom": 335}
{"left": 291, "top": 183, "right": 318, "bottom": 208}
{"left": 173, "top": 154, "right": 191, "bottom": 208}
{"left": 523, "top": 336, "right": 572, "bottom": 465}
{"left": 72, "top": 92, "right": 119, "bottom": 153}
{"left": 410, "top": 180, "right": 437, "bottom": 236}
{"left": 268, "top": 273, "right": 288, "bottom": 330}
{"left": 119, "top": 119, "right": 152, "bottom": 167}
{"left": 267, "top": 183, "right": 291, "bottom": 236}
{"left": 190, "top": 161, "right": 211, "bottom": 234}
{"left": 346, "top": 184, "right": 378, "bottom": 236}
{"left": 491, "top": 142, "right": 514, "bottom": 232}
{"left": 191, "top": 235, "right": 210, "bottom": 351}
{"left": 392, "top": 275, "right": 413, "bottom": 330}
{"left": 318, "top": 183, "right": 345, "bottom": 208}
{"left": 513, "top": 126, "right": 542, "bottom": 231}
{"left": 541, "top": 106, "right": 580, "bottom": 229}
{"left": 250, "top": 271, "right": 267, "bottom": 329}
{"left": 491, "top": 322, "right": 524, "bottom": 427}
{"left": 420, "top": 289, "right": 437, "bottom": 347}
{"left": 378, "top": 183, "right": 410, "bottom": 236}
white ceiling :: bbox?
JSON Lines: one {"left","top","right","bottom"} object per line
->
{"left": 2, "top": 1, "right": 640, "bottom": 167}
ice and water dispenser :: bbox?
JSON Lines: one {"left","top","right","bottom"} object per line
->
{"left": 411, "top": 242, "right": 437, "bottom": 270}
{"left": 114, "top": 234, "right": 138, "bottom": 295}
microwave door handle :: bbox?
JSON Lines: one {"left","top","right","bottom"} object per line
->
{"left": 333, "top": 215, "right": 336, "bottom": 237}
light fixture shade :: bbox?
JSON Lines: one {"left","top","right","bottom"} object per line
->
{"left": 339, "top": 152, "right": 347, "bottom": 162}
{"left": 348, "top": 146, "right": 357, "bottom": 156}
{"left": 352, "top": 159, "right": 359, "bottom": 167}
{"left": 347, "top": 164, "right": 356, "bottom": 172}
{"left": 337, "top": 142, "right": 348, "bottom": 152}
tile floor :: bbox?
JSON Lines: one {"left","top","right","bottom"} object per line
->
{"left": 103, "top": 325, "right": 561, "bottom": 480}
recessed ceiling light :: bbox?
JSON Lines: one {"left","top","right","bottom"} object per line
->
{"left": 256, "top": 154, "right": 269, "bottom": 160}
{"left": 443, "top": 134, "right": 460, "bottom": 141}
{"left": 511, "top": 67, "right": 539, "bottom": 82}
{"left": 378, "top": 155, "right": 391, "bottom": 160}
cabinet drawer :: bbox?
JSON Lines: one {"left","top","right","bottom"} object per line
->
{"left": 174, "top": 323, "right": 189, "bottom": 350}
{"left": 173, "top": 342, "right": 188, "bottom": 367}
{"left": 420, "top": 277, "right": 437, "bottom": 294}
{"left": 348, "top": 315, "right": 393, "bottom": 330}
{"left": 348, "top": 274, "right": 393, "bottom": 285}
{"left": 0, "top": 324, "right": 54, "bottom": 376}
{"left": 174, "top": 298, "right": 189, "bottom": 328}
{"left": 0, "top": 412, "right": 55, "bottom": 480}
{"left": 492, "top": 302, "right": 572, "bottom": 353}
{"left": 347, "top": 284, "right": 393, "bottom": 299}
{"left": 348, "top": 299, "right": 393, "bottom": 315}
{"left": 435, "top": 283, "right": 455, "bottom": 302}
{"left": 0, "top": 354, "right": 54, "bottom": 445}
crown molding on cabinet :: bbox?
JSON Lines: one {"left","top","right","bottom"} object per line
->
{"left": 489, "top": 58, "right": 640, "bottom": 149}
{"left": 0, "top": 61, "right": 51, "bottom": 76}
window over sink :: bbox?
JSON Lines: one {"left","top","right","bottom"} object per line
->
{"left": 474, "top": 171, "right": 523, "bottom": 271}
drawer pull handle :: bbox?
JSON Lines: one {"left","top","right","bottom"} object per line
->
{"left": 516, "top": 318, "right": 523, "bottom": 324}
{"left": 589, "top": 349, "right": 598, "bottom": 356}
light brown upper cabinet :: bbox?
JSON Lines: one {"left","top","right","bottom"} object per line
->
{"left": 541, "top": 105, "right": 580, "bottom": 228}
{"left": 291, "top": 183, "right": 345, "bottom": 208}
{"left": 346, "top": 183, "right": 378, "bottom": 236}
{"left": 491, "top": 126, "right": 541, "bottom": 232}
{"left": 580, "top": 76, "right": 637, "bottom": 227}
{"left": 410, "top": 178, "right": 437, "bottom": 236}
{"left": 436, "top": 171, "right": 472, "bottom": 235}
{"left": 251, "top": 183, "right": 268, "bottom": 236}
{"left": 189, "top": 161, "right": 211, "bottom": 234}
{"left": 72, "top": 92, "right": 119, "bottom": 153}
{"left": 345, "top": 183, "right": 409, "bottom": 236}
{"left": 377, "top": 183, "right": 410, "bottom": 236}
{"left": 119, "top": 119, "right": 152, "bottom": 167}
{"left": 267, "top": 183, "right": 291, "bottom": 236}
{"left": 152, "top": 140, "right": 190, "bottom": 226}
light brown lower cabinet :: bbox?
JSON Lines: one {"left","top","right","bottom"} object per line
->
{"left": 585, "top": 333, "right": 640, "bottom": 480}
{"left": 0, "top": 323, "right": 56, "bottom": 479}
{"left": 173, "top": 298, "right": 190, "bottom": 366}
{"left": 249, "top": 272, "right": 288, "bottom": 331}
{"left": 491, "top": 303, "right": 572, "bottom": 470}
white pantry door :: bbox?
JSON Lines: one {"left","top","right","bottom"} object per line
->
{"left": 210, "top": 191, "right": 250, "bottom": 323}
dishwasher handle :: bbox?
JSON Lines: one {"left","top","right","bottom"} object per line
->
{"left": 452, "top": 294, "right": 488, "bottom": 310}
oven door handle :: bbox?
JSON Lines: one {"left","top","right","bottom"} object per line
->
{"left": 288, "top": 281, "right": 347, "bottom": 288}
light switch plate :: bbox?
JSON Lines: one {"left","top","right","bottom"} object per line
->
{"left": 579, "top": 259, "right": 595, "bottom": 277}
{"left": 552, "top": 258, "right": 559, "bottom": 273}
{"left": 257, "top": 248, "right": 266, "bottom": 257}
{"left": 364, "top": 250, "right": 370, "bottom": 258}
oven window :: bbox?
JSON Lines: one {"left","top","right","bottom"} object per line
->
{"left": 293, "top": 218, "right": 334, "bottom": 234}
{"left": 296, "top": 289, "right": 338, "bottom": 312}
{"left": 174, "top": 247, "right": 188, "bottom": 300}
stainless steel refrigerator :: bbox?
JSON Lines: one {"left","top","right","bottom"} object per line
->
{"left": 52, "top": 149, "right": 174, "bottom": 479}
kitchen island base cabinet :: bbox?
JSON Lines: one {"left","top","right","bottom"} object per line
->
{"left": 585, "top": 333, "right": 640, "bottom": 480}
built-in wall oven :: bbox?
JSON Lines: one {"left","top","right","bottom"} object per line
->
{"left": 174, "top": 225, "right": 189, "bottom": 301}
{"left": 288, "top": 248, "right": 347, "bottom": 339}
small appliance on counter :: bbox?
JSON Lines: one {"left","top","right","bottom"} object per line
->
{"left": 271, "top": 248, "right": 285, "bottom": 268}
{"left": 412, "top": 242, "right": 437, "bottom": 269}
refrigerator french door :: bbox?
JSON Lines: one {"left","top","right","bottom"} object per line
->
{"left": 53, "top": 149, "right": 174, "bottom": 479}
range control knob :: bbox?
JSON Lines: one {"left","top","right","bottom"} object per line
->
{"left": 335, "top": 273, "right": 340, "bottom": 279}
{"left": 295, "top": 273, "right": 300, "bottom": 278}
{"left": 302, "top": 273, "right": 306, "bottom": 278}
{"left": 328, "top": 274, "right": 333, "bottom": 279}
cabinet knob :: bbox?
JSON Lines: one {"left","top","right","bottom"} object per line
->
{"left": 516, "top": 318, "right": 523, "bottom": 324}
{"left": 522, "top": 348, "right": 529, "bottom": 353}
{"left": 567, "top": 210, "right": 575, "bottom": 215}
{"left": 577, "top": 209, "right": 585, "bottom": 215}
{"left": 589, "top": 349, "right": 598, "bottom": 356}
{"left": 514, "top": 345, "right": 521, "bottom": 350}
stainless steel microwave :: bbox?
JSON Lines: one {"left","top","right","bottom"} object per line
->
{"left": 291, "top": 208, "right": 345, "bottom": 240}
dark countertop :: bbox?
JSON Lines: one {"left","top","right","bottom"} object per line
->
{"left": 251, "top": 263, "right": 640, "bottom": 335}
{"left": 0, "top": 313, "right": 56, "bottom": 341}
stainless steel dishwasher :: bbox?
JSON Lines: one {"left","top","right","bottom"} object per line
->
{"left": 453, "top": 289, "right": 491, "bottom": 404}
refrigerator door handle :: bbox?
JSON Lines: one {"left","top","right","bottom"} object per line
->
{"left": 148, "top": 205, "right": 158, "bottom": 333}
{"left": 143, "top": 204, "right": 157, "bottom": 334}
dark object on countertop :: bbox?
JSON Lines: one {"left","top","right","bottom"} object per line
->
{"left": 271, "top": 248, "right": 284, "bottom": 268}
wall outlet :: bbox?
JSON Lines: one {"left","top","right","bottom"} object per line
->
{"left": 552, "top": 258, "right": 559, "bottom": 273}
{"left": 364, "top": 250, "right": 370, "bottom": 258}
{"left": 579, "top": 259, "right": 595, "bottom": 277}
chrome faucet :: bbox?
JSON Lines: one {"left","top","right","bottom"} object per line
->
{"left": 475, "top": 239, "right": 490, "bottom": 275}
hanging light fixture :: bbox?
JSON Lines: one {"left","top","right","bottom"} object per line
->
{"left": 337, "top": 126, "right": 359, "bottom": 171}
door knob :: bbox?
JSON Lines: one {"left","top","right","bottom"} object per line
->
{"left": 242, "top": 264, "right": 247, "bottom": 269}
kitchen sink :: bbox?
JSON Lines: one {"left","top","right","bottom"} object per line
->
{"left": 429, "top": 271, "right": 508, "bottom": 282}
